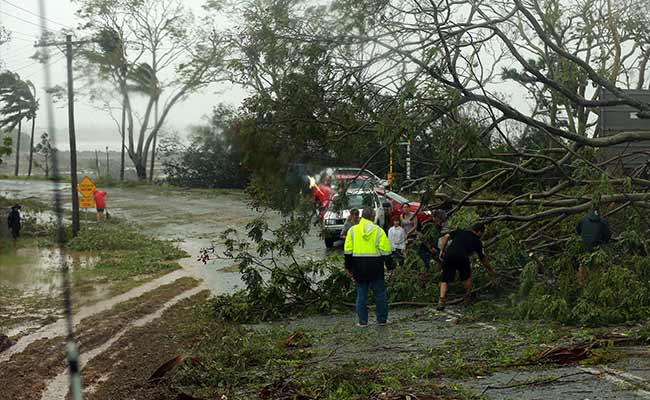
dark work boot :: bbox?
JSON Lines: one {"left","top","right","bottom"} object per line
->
{"left": 463, "top": 291, "right": 476, "bottom": 305}
{"left": 436, "top": 297, "right": 446, "bottom": 311}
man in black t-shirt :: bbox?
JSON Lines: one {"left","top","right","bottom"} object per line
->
{"left": 436, "top": 222, "right": 496, "bottom": 310}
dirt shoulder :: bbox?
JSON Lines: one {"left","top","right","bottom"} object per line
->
{"left": 0, "top": 277, "right": 199, "bottom": 400}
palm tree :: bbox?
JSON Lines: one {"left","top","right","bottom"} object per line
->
{"left": 25, "top": 81, "right": 39, "bottom": 176}
{"left": 0, "top": 72, "right": 34, "bottom": 176}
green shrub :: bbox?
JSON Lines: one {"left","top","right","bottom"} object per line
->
{"left": 514, "top": 248, "right": 650, "bottom": 326}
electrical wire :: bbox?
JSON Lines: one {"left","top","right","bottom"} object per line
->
{"left": 21, "top": 55, "right": 64, "bottom": 80}
{"left": 9, "top": 58, "right": 41, "bottom": 72}
{"left": 0, "top": 45, "right": 38, "bottom": 62}
{"left": 0, "top": 9, "right": 58, "bottom": 33}
{"left": 5, "top": 28, "right": 40, "bottom": 40}
{"left": 16, "top": 54, "right": 66, "bottom": 77}
{"left": 1, "top": 0, "right": 72, "bottom": 30}
{"left": 6, "top": 36, "right": 37, "bottom": 43}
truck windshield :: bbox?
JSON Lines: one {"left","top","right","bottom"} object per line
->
{"left": 346, "top": 194, "right": 375, "bottom": 208}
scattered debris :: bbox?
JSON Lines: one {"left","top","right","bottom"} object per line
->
{"left": 259, "top": 378, "right": 311, "bottom": 399}
{"left": 481, "top": 371, "right": 597, "bottom": 393}
{"left": 283, "top": 330, "right": 311, "bottom": 348}
{"left": 533, "top": 344, "right": 595, "bottom": 365}
{"left": 176, "top": 393, "right": 207, "bottom": 400}
{"left": 529, "top": 334, "right": 637, "bottom": 366}
{"left": 370, "top": 393, "right": 445, "bottom": 400}
{"left": 149, "top": 355, "right": 201, "bottom": 382}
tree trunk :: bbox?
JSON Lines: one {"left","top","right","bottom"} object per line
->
{"left": 28, "top": 117, "right": 35, "bottom": 176}
{"left": 135, "top": 160, "right": 147, "bottom": 180}
{"left": 149, "top": 98, "right": 159, "bottom": 182}
{"left": 120, "top": 100, "right": 126, "bottom": 181}
{"left": 14, "top": 120, "right": 21, "bottom": 176}
{"left": 44, "top": 154, "right": 49, "bottom": 178}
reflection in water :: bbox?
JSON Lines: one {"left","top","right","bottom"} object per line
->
{"left": 0, "top": 246, "right": 99, "bottom": 295}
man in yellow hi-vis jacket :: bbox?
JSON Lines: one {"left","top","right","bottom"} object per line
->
{"left": 344, "top": 207, "right": 394, "bottom": 327}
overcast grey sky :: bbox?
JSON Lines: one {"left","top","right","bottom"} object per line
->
{"left": 0, "top": 0, "right": 247, "bottom": 151}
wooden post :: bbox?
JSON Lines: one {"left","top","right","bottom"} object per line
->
{"left": 66, "top": 35, "right": 80, "bottom": 236}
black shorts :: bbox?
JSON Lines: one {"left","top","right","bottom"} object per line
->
{"left": 97, "top": 208, "right": 105, "bottom": 212}
{"left": 441, "top": 253, "right": 471, "bottom": 283}
{"left": 10, "top": 228, "right": 20, "bottom": 239}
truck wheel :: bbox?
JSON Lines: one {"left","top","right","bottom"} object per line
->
{"left": 325, "top": 237, "right": 335, "bottom": 248}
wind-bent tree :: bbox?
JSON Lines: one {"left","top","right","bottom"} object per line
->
{"left": 75, "top": 0, "right": 229, "bottom": 180}
{"left": 25, "top": 81, "right": 39, "bottom": 176}
{"left": 33, "top": 132, "right": 54, "bottom": 177}
{"left": 0, "top": 72, "right": 36, "bottom": 176}
{"left": 125, "top": 62, "right": 161, "bottom": 181}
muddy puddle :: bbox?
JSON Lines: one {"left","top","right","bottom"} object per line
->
{"left": 0, "top": 247, "right": 99, "bottom": 295}
{"left": 0, "top": 180, "right": 71, "bottom": 199}
{"left": 0, "top": 246, "right": 111, "bottom": 337}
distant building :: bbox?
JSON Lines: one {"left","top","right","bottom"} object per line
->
{"left": 597, "top": 89, "right": 650, "bottom": 174}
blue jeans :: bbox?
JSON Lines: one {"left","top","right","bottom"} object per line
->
{"left": 355, "top": 277, "right": 388, "bottom": 325}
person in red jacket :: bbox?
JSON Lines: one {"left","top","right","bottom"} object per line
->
{"left": 93, "top": 189, "right": 107, "bottom": 221}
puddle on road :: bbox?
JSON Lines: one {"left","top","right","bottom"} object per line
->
{"left": 0, "top": 247, "right": 99, "bottom": 295}
{"left": 0, "top": 246, "right": 111, "bottom": 338}
{"left": 0, "top": 180, "right": 71, "bottom": 199}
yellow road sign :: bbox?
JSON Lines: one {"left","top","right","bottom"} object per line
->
{"left": 79, "top": 197, "right": 95, "bottom": 209}
{"left": 77, "top": 176, "right": 96, "bottom": 197}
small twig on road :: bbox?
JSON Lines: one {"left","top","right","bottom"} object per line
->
{"left": 480, "top": 371, "right": 598, "bottom": 394}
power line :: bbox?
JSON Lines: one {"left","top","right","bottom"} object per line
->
{"left": 8, "top": 52, "right": 66, "bottom": 74}
{"left": 10, "top": 58, "right": 41, "bottom": 72}
{"left": 1, "top": 44, "right": 38, "bottom": 60}
{"left": 22, "top": 54, "right": 65, "bottom": 79}
{"left": 8, "top": 36, "right": 37, "bottom": 43}
{"left": 5, "top": 28, "right": 40, "bottom": 39}
{"left": 1, "top": 0, "right": 71, "bottom": 30}
{"left": 0, "top": 9, "right": 58, "bottom": 32}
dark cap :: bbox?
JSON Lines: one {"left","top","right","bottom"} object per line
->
{"left": 471, "top": 222, "right": 486, "bottom": 232}
{"left": 433, "top": 209, "right": 447, "bottom": 221}
{"left": 12, "top": 204, "right": 21, "bottom": 210}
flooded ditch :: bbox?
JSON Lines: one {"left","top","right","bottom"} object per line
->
{"left": 0, "top": 245, "right": 108, "bottom": 337}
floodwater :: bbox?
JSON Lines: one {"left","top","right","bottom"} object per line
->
{"left": 0, "top": 269, "right": 191, "bottom": 362}
{"left": 0, "top": 179, "right": 330, "bottom": 345}
{"left": 0, "top": 178, "right": 331, "bottom": 301}
{"left": 0, "top": 246, "right": 99, "bottom": 295}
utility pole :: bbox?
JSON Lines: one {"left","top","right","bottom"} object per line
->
{"left": 106, "top": 146, "right": 109, "bottom": 177}
{"left": 66, "top": 35, "right": 80, "bottom": 235}
{"left": 406, "top": 139, "right": 411, "bottom": 181}
{"left": 35, "top": 35, "right": 97, "bottom": 237}
{"left": 95, "top": 149, "right": 100, "bottom": 176}
{"left": 120, "top": 95, "right": 125, "bottom": 181}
